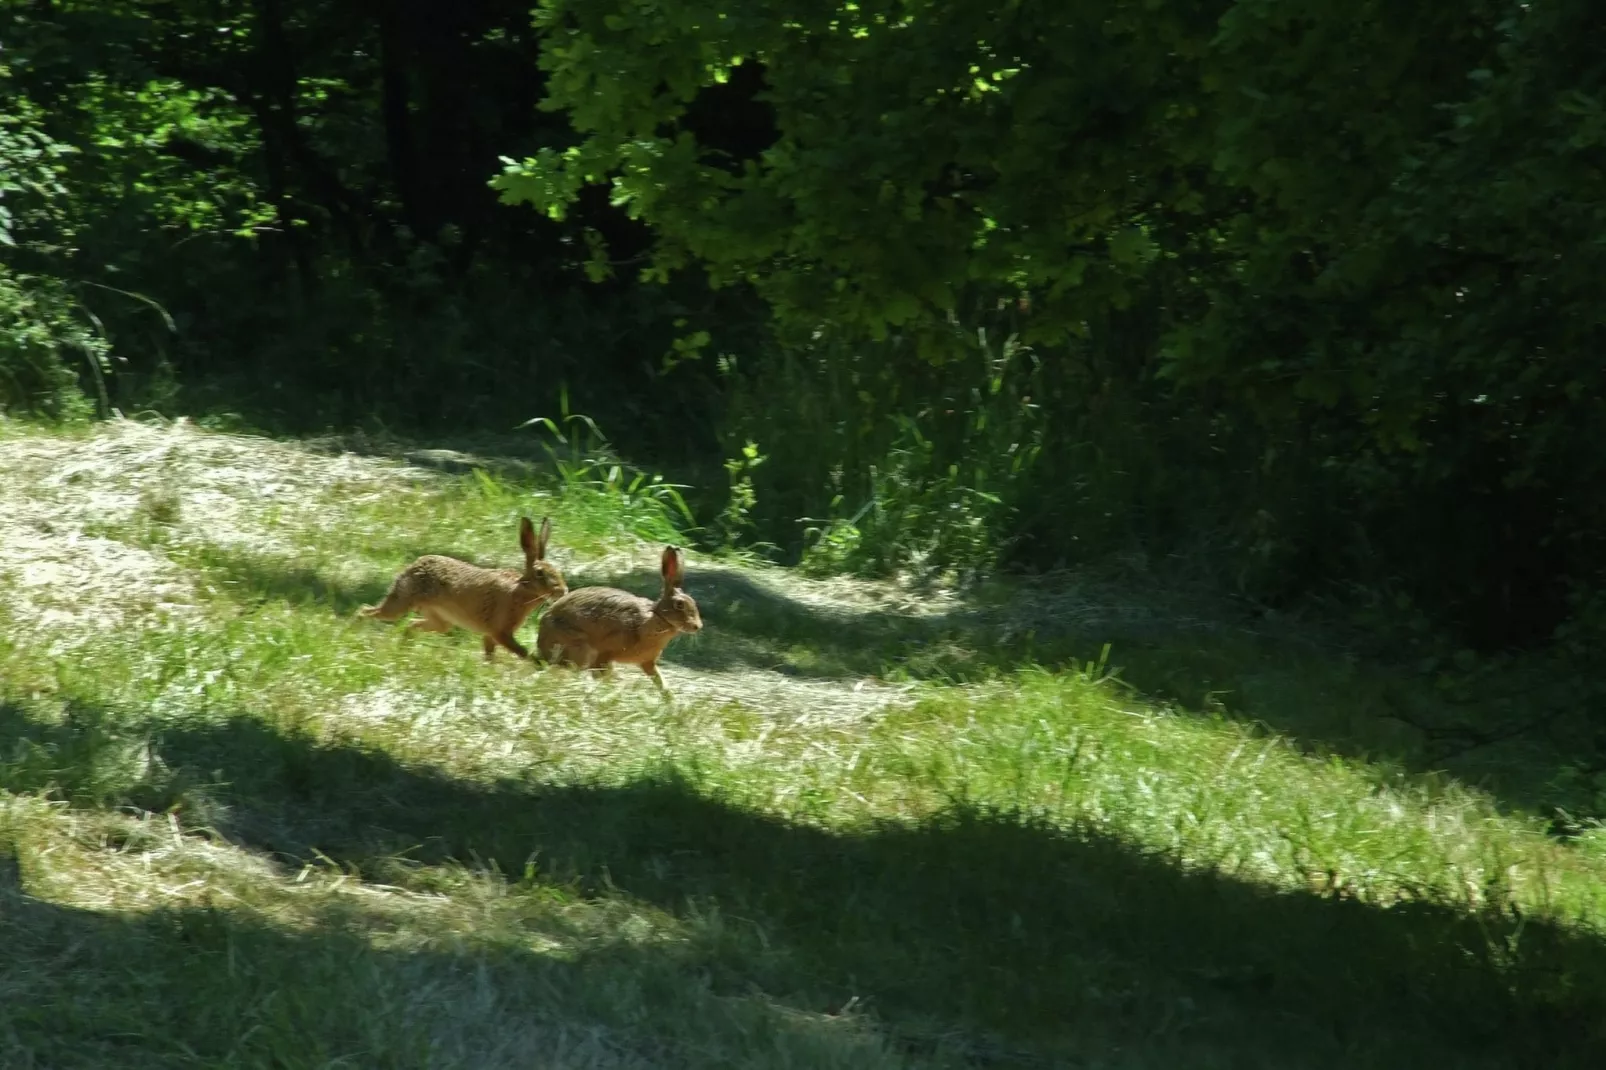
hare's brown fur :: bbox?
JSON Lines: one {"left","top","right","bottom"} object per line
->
{"left": 360, "top": 516, "right": 566, "bottom": 659}
{"left": 537, "top": 545, "right": 701, "bottom": 690}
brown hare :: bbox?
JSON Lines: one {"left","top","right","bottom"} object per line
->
{"left": 359, "top": 516, "right": 566, "bottom": 659}
{"left": 537, "top": 544, "right": 702, "bottom": 691}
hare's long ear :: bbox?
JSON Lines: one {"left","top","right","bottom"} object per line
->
{"left": 519, "top": 516, "right": 537, "bottom": 566}
{"left": 535, "top": 516, "right": 552, "bottom": 560}
{"left": 660, "top": 545, "right": 683, "bottom": 590}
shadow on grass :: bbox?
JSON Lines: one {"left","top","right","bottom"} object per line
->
{"left": 296, "top": 427, "right": 553, "bottom": 481}
{"left": 180, "top": 544, "right": 1606, "bottom": 824}
{"left": 190, "top": 544, "right": 515, "bottom": 617}
{"left": 0, "top": 846, "right": 894, "bottom": 1069}
{"left": 2, "top": 700, "right": 1604, "bottom": 1068}
{"left": 209, "top": 558, "right": 394, "bottom": 616}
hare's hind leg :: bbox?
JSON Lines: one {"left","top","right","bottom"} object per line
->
{"left": 559, "top": 641, "right": 601, "bottom": 671}
{"left": 535, "top": 626, "right": 564, "bottom": 665}
{"left": 538, "top": 628, "right": 594, "bottom": 671}
{"left": 359, "top": 585, "right": 413, "bottom": 621}
{"left": 409, "top": 611, "right": 452, "bottom": 635}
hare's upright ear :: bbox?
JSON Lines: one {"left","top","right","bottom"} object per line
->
{"left": 660, "top": 545, "right": 684, "bottom": 589}
{"left": 535, "top": 516, "right": 552, "bottom": 560}
{"left": 519, "top": 516, "right": 537, "bottom": 565}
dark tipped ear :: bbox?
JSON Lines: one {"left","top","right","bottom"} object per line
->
{"left": 519, "top": 516, "right": 537, "bottom": 563}
{"left": 536, "top": 516, "right": 552, "bottom": 560}
{"left": 661, "top": 544, "right": 683, "bottom": 588}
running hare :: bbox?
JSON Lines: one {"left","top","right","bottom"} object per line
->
{"left": 360, "top": 516, "right": 566, "bottom": 659}
{"left": 537, "top": 545, "right": 702, "bottom": 691}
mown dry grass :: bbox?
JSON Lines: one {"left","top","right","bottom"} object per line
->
{"left": 4, "top": 415, "right": 1606, "bottom": 1068}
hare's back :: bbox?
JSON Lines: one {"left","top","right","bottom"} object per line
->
{"left": 544, "top": 586, "right": 653, "bottom": 636}
{"left": 404, "top": 555, "right": 512, "bottom": 596}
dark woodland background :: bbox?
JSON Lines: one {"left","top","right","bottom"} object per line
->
{"left": 4, "top": 0, "right": 1604, "bottom": 666}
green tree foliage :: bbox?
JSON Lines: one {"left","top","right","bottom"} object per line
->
{"left": 496, "top": 0, "right": 1210, "bottom": 348}
{"left": 0, "top": 0, "right": 749, "bottom": 456}
{"left": 497, "top": 0, "right": 1606, "bottom": 648}
{"left": 0, "top": 59, "right": 108, "bottom": 417}
{"left": 1169, "top": 0, "right": 1606, "bottom": 646}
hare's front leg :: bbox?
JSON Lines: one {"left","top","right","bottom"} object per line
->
{"left": 489, "top": 631, "right": 530, "bottom": 659}
{"left": 640, "top": 660, "right": 667, "bottom": 692}
{"left": 565, "top": 643, "right": 598, "bottom": 670}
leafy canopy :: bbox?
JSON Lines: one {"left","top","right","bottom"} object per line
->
{"left": 494, "top": 0, "right": 1220, "bottom": 353}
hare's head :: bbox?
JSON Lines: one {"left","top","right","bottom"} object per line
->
{"left": 517, "top": 515, "right": 568, "bottom": 603}
{"left": 654, "top": 545, "right": 702, "bottom": 634}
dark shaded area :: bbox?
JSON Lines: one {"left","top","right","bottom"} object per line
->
{"left": 197, "top": 552, "right": 395, "bottom": 616}
{"left": 3, "top": 0, "right": 756, "bottom": 490}
{"left": 680, "top": 60, "right": 780, "bottom": 172}
{"left": 0, "top": 875, "right": 440, "bottom": 1069}
{"left": 0, "top": 839, "right": 886, "bottom": 1069}
{"left": 1, "top": 699, "right": 1604, "bottom": 1067}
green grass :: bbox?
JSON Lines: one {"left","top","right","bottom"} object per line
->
{"left": 4, "top": 415, "right": 1606, "bottom": 1067}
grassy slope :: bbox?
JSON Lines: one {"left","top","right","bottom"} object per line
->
{"left": 3, "top": 416, "right": 1606, "bottom": 1068}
